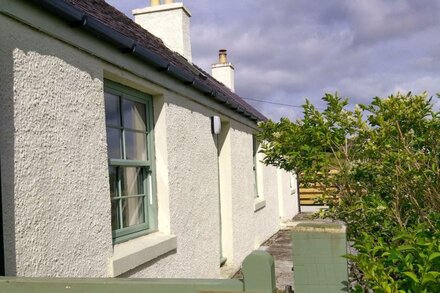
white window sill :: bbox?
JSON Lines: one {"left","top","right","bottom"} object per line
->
{"left": 254, "top": 197, "right": 266, "bottom": 212}
{"left": 109, "top": 232, "right": 177, "bottom": 277}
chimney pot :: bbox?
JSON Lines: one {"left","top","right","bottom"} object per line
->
{"left": 219, "top": 49, "right": 228, "bottom": 64}
{"left": 151, "top": 0, "right": 160, "bottom": 6}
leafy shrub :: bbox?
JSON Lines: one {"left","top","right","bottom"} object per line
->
{"left": 348, "top": 225, "right": 439, "bottom": 293}
{"left": 258, "top": 92, "right": 440, "bottom": 292}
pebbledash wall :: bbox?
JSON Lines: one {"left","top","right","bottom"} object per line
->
{"left": 0, "top": 0, "right": 299, "bottom": 278}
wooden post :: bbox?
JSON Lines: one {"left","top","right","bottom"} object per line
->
{"left": 242, "top": 251, "right": 276, "bottom": 293}
{"left": 292, "top": 222, "right": 348, "bottom": 292}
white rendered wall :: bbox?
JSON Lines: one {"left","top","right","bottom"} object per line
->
{"left": 225, "top": 122, "right": 282, "bottom": 268}
{"left": 0, "top": 11, "right": 296, "bottom": 279}
{"left": 134, "top": 3, "right": 192, "bottom": 62}
{"left": 290, "top": 173, "right": 300, "bottom": 217}
{"left": 228, "top": 123, "right": 256, "bottom": 264}
{"left": 122, "top": 94, "right": 221, "bottom": 278}
{"left": 212, "top": 64, "right": 235, "bottom": 92}
{"left": 278, "top": 170, "right": 299, "bottom": 221}
{"left": 0, "top": 14, "right": 219, "bottom": 278}
{"left": 217, "top": 122, "right": 234, "bottom": 263}
{"left": 254, "top": 163, "right": 280, "bottom": 246}
{"left": 0, "top": 15, "right": 113, "bottom": 277}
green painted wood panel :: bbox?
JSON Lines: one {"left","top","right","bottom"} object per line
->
{"left": 0, "top": 278, "right": 244, "bottom": 293}
{"left": 292, "top": 223, "right": 348, "bottom": 293}
{"left": 0, "top": 251, "right": 277, "bottom": 293}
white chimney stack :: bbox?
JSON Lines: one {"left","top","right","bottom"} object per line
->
{"left": 133, "top": 0, "right": 192, "bottom": 62}
{"left": 212, "top": 49, "right": 235, "bottom": 92}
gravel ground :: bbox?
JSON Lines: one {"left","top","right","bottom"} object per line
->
{"left": 233, "top": 213, "right": 318, "bottom": 290}
{"left": 234, "top": 212, "right": 349, "bottom": 292}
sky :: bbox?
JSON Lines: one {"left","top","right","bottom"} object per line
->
{"left": 106, "top": 0, "right": 440, "bottom": 120}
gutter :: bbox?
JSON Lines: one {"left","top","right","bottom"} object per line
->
{"left": 28, "top": 0, "right": 262, "bottom": 122}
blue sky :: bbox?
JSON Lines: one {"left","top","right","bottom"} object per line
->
{"left": 106, "top": 0, "right": 440, "bottom": 120}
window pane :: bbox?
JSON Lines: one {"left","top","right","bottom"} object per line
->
{"left": 121, "top": 167, "right": 144, "bottom": 196}
{"left": 111, "top": 200, "right": 120, "bottom": 230}
{"left": 108, "top": 166, "right": 118, "bottom": 197}
{"left": 105, "top": 92, "right": 121, "bottom": 126}
{"left": 253, "top": 135, "right": 258, "bottom": 156}
{"left": 122, "top": 99, "right": 146, "bottom": 130}
{"left": 106, "top": 128, "right": 122, "bottom": 159}
{"left": 125, "top": 131, "right": 147, "bottom": 161}
{"left": 122, "top": 197, "right": 145, "bottom": 228}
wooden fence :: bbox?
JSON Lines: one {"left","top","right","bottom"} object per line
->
{"left": 299, "top": 170, "right": 339, "bottom": 206}
{"left": 0, "top": 251, "right": 275, "bottom": 293}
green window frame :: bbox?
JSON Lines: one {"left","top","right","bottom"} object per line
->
{"left": 253, "top": 135, "right": 259, "bottom": 198}
{"left": 104, "top": 80, "right": 157, "bottom": 244}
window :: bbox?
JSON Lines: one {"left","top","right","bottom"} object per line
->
{"left": 104, "top": 80, "right": 156, "bottom": 244}
{"left": 253, "top": 135, "right": 259, "bottom": 198}
{"left": 253, "top": 135, "right": 266, "bottom": 211}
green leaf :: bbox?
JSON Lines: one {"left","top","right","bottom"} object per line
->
{"left": 402, "top": 271, "right": 419, "bottom": 283}
{"left": 396, "top": 245, "right": 416, "bottom": 252}
{"left": 421, "top": 271, "right": 440, "bottom": 285}
{"left": 428, "top": 252, "right": 440, "bottom": 262}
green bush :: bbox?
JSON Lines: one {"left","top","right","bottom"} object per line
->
{"left": 348, "top": 225, "right": 439, "bottom": 293}
{"left": 258, "top": 92, "right": 440, "bottom": 292}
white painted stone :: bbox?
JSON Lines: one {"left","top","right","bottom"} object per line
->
{"left": 110, "top": 232, "right": 177, "bottom": 277}
{"left": 254, "top": 198, "right": 267, "bottom": 211}
{"left": 133, "top": 3, "right": 192, "bottom": 62}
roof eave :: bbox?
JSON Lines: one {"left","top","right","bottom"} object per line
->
{"left": 27, "top": 0, "right": 266, "bottom": 123}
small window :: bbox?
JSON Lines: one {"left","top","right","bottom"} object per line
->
{"left": 253, "top": 135, "right": 259, "bottom": 198}
{"left": 104, "top": 80, "right": 156, "bottom": 244}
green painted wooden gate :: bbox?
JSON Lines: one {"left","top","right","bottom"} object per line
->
{"left": 0, "top": 251, "right": 276, "bottom": 293}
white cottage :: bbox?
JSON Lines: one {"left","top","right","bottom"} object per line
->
{"left": 0, "top": 0, "right": 299, "bottom": 278}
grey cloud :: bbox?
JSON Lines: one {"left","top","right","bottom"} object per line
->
{"left": 106, "top": 0, "right": 440, "bottom": 120}
{"left": 346, "top": 0, "right": 440, "bottom": 45}
{"left": 106, "top": 0, "right": 143, "bottom": 16}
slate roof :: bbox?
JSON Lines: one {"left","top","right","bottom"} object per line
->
{"left": 56, "top": 0, "right": 266, "bottom": 122}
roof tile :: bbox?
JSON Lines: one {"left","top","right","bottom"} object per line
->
{"left": 61, "top": 0, "right": 266, "bottom": 121}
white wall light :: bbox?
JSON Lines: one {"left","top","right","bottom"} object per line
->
{"left": 211, "top": 116, "right": 222, "bottom": 134}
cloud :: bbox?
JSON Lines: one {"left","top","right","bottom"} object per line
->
{"left": 106, "top": 0, "right": 440, "bottom": 120}
{"left": 346, "top": 0, "right": 440, "bottom": 45}
{"left": 106, "top": 0, "right": 143, "bottom": 16}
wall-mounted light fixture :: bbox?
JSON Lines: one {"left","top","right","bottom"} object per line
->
{"left": 211, "top": 116, "right": 221, "bottom": 134}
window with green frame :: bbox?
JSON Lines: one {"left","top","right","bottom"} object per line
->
{"left": 253, "top": 135, "right": 259, "bottom": 198}
{"left": 104, "top": 80, "right": 156, "bottom": 244}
